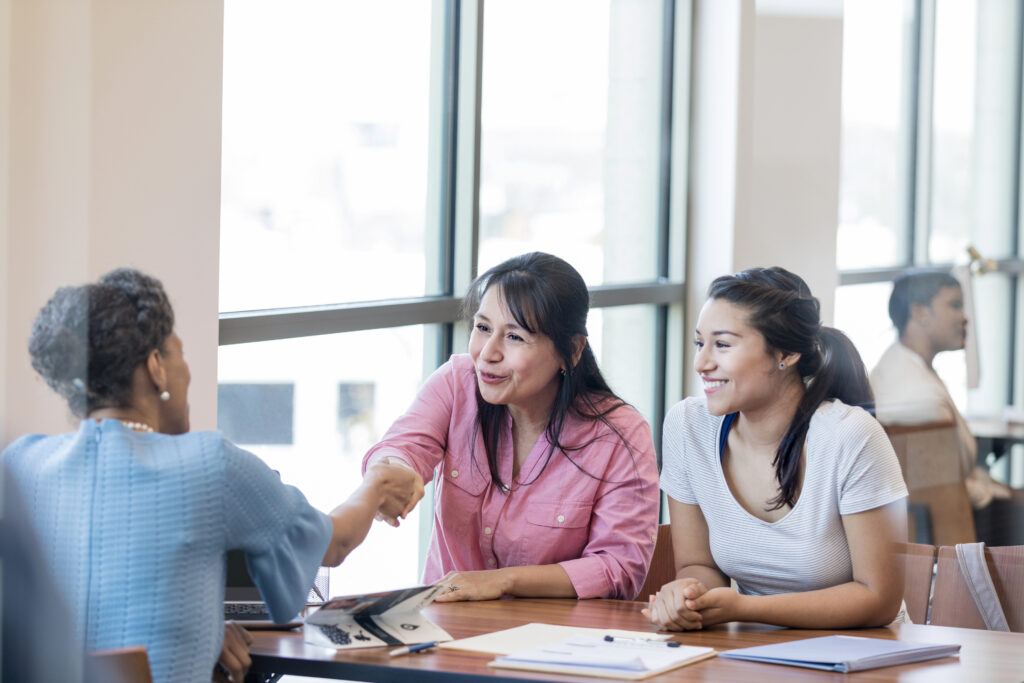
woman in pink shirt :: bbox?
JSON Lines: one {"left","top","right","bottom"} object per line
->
{"left": 363, "top": 252, "right": 660, "bottom": 601}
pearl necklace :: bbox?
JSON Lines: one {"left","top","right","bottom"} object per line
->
{"left": 120, "top": 420, "right": 155, "bottom": 433}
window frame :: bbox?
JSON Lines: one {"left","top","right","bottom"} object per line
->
{"left": 837, "top": 0, "right": 1024, "bottom": 409}
{"left": 217, "top": 0, "right": 693, "bottom": 539}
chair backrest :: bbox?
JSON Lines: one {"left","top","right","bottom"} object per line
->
{"left": 898, "top": 542, "right": 937, "bottom": 624}
{"left": 636, "top": 524, "right": 675, "bottom": 601}
{"left": 89, "top": 646, "right": 153, "bottom": 683}
{"left": 931, "top": 545, "right": 1024, "bottom": 631}
{"left": 883, "top": 421, "right": 975, "bottom": 546}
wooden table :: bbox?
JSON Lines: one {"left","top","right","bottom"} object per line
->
{"left": 248, "top": 598, "right": 1024, "bottom": 682}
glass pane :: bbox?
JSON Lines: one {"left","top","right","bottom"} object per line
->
{"left": 928, "top": 0, "right": 977, "bottom": 263}
{"left": 217, "top": 325, "right": 433, "bottom": 594}
{"left": 477, "top": 0, "right": 664, "bottom": 284}
{"left": 836, "top": 0, "right": 915, "bottom": 269}
{"left": 929, "top": 1, "right": 1020, "bottom": 263}
{"left": 930, "top": 0, "right": 1019, "bottom": 263}
{"left": 958, "top": 274, "right": 1011, "bottom": 416}
{"left": 833, "top": 282, "right": 896, "bottom": 374}
{"left": 588, "top": 305, "right": 658, "bottom": 427}
{"left": 220, "top": 0, "right": 434, "bottom": 312}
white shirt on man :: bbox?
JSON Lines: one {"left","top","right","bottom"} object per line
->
{"left": 870, "top": 340, "right": 1006, "bottom": 508}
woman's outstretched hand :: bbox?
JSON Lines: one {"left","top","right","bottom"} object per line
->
{"left": 365, "top": 460, "right": 424, "bottom": 527}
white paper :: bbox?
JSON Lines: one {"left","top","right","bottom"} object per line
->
{"left": 439, "top": 622, "right": 669, "bottom": 656}
{"left": 500, "top": 635, "right": 710, "bottom": 671}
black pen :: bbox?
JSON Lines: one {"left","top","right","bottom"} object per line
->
{"left": 604, "top": 635, "right": 681, "bottom": 647}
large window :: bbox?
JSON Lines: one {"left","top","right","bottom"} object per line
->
{"left": 220, "top": 0, "right": 689, "bottom": 593}
{"left": 836, "top": 0, "right": 1024, "bottom": 489}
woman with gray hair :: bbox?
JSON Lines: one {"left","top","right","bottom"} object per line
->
{"left": 3, "top": 268, "right": 422, "bottom": 683}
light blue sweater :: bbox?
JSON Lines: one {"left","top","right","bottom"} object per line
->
{"left": 3, "top": 419, "right": 332, "bottom": 683}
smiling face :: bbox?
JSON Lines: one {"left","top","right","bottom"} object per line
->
{"left": 693, "top": 298, "right": 788, "bottom": 417}
{"left": 468, "top": 285, "right": 564, "bottom": 419}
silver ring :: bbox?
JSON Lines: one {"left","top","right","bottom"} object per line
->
{"left": 447, "top": 584, "right": 458, "bottom": 593}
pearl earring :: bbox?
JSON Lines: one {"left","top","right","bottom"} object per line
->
{"left": 159, "top": 390, "right": 171, "bottom": 402}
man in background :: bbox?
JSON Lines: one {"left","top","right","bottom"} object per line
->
{"left": 871, "top": 270, "right": 1022, "bottom": 544}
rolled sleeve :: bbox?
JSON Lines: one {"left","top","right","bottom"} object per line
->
{"left": 362, "top": 358, "right": 464, "bottom": 484}
{"left": 559, "top": 420, "right": 660, "bottom": 600}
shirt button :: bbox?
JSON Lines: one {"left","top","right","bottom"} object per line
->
{"left": 484, "top": 527, "right": 492, "bottom": 535}
{"left": 557, "top": 514, "right": 565, "bottom": 523}
{"left": 451, "top": 470, "right": 459, "bottom": 478}
{"left": 488, "top": 558, "right": 496, "bottom": 567}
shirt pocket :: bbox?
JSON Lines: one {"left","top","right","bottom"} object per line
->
{"left": 525, "top": 500, "right": 593, "bottom": 529}
{"left": 518, "top": 500, "right": 594, "bottom": 565}
{"left": 438, "top": 451, "right": 488, "bottom": 496}
{"left": 435, "top": 450, "right": 489, "bottom": 538}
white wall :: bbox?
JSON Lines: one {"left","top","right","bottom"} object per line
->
{"left": 0, "top": 0, "right": 11, "bottom": 444}
{"left": 1, "top": 0, "right": 223, "bottom": 446}
{"left": 685, "top": 0, "right": 843, "bottom": 393}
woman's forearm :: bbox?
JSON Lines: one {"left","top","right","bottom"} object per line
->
{"left": 676, "top": 564, "right": 730, "bottom": 590}
{"left": 736, "top": 581, "right": 901, "bottom": 628}
{"left": 502, "top": 564, "right": 578, "bottom": 598}
{"left": 322, "top": 484, "right": 381, "bottom": 566}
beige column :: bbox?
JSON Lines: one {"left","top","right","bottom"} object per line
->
{"left": 1, "top": 0, "right": 224, "bottom": 445}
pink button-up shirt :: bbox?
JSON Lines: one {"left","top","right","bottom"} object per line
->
{"left": 363, "top": 354, "right": 660, "bottom": 600}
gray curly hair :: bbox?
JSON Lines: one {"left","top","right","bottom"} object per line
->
{"left": 29, "top": 268, "right": 175, "bottom": 417}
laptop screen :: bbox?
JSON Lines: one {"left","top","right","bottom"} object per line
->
{"left": 225, "top": 549, "right": 329, "bottom": 603}
{"left": 225, "top": 549, "right": 262, "bottom": 602}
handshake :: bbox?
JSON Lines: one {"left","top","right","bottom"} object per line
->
{"left": 363, "top": 458, "right": 425, "bottom": 527}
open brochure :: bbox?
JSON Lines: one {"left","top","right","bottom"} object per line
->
{"left": 303, "top": 584, "right": 452, "bottom": 650}
{"left": 718, "top": 635, "right": 960, "bottom": 673}
{"left": 489, "top": 635, "right": 716, "bottom": 680}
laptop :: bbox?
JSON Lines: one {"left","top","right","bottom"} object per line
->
{"left": 224, "top": 549, "right": 328, "bottom": 630}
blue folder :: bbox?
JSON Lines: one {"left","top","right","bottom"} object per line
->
{"left": 719, "top": 635, "right": 960, "bottom": 673}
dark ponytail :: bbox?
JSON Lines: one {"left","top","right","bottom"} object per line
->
{"left": 707, "top": 267, "right": 873, "bottom": 510}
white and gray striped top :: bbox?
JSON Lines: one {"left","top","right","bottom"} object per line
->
{"left": 661, "top": 397, "right": 907, "bottom": 597}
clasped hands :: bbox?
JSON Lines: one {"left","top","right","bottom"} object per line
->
{"left": 365, "top": 459, "right": 425, "bottom": 527}
{"left": 642, "top": 578, "right": 745, "bottom": 631}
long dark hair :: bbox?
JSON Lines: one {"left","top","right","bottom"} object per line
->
{"left": 463, "top": 252, "right": 631, "bottom": 488}
{"left": 707, "top": 267, "right": 873, "bottom": 510}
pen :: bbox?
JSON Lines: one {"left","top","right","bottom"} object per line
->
{"left": 604, "top": 635, "right": 681, "bottom": 648}
{"left": 389, "top": 641, "right": 438, "bottom": 657}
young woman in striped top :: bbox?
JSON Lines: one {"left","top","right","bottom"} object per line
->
{"left": 645, "top": 267, "right": 908, "bottom": 630}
